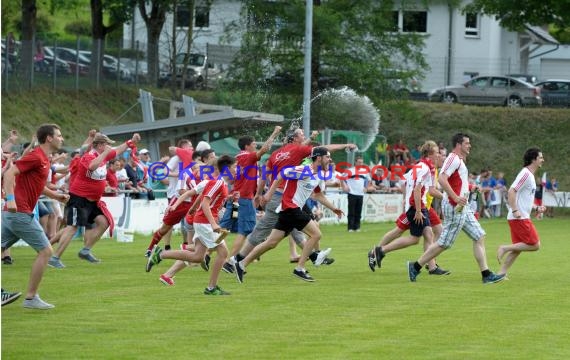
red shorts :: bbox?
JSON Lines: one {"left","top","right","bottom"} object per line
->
{"left": 162, "top": 199, "right": 192, "bottom": 226}
{"left": 534, "top": 198, "right": 542, "bottom": 206}
{"left": 395, "top": 208, "right": 441, "bottom": 230}
{"left": 508, "top": 219, "right": 539, "bottom": 246}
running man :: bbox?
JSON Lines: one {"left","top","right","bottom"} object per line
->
{"left": 406, "top": 133, "right": 505, "bottom": 284}
{"left": 497, "top": 148, "right": 545, "bottom": 278}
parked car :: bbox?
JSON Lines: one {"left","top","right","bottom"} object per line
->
{"left": 428, "top": 75, "right": 541, "bottom": 107}
{"left": 38, "top": 47, "right": 72, "bottom": 75}
{"left": 46, "top": 47, "right": 89, "bottom": 75}
{"left": 535, "top": 79, "right": 570, "bottom": 107}
{"left": 118, "top": 58, "right": 148, "bottom": 82}
{"left": 506, "top": 73, "right": 538, "bottom": 84}
{"left": 266, "top": 68, "right": 339, "bottom": 90}
{"left": 172, "top": 53, "right": 221, "bottom": 89}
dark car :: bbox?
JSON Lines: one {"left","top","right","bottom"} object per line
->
{"left": 428, "top": 75, "right": 542, "bottom": 107}
{"left": 506, "top": 73, "right": 538, "bottom": 84}
{"left": 267, "top": 68, "right": 339, "bottom": 90}
{"left": 535, "top": 79, "right": 570, "bottom": 107}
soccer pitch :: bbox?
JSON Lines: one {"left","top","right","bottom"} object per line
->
{"left": 2, "top": 218, "right": 569, "bottom": 359}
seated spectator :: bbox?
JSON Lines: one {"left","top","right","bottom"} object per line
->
{"left": 371, "top": 167, "right": 390, "bottom": 192}
{"left": 104, "top": 159, "right": 121, "bottom": 196}
{"left": 391, "top": 138, "right": 410, "bottom": 164}
{"left": 410, "top": 144, "right": 421, "bottom": 163}
{"left": 124, "top": 156, "right": 149, "bottom": 199}
{"left": 375, "top": 140, "right": 389, "bottom": 165}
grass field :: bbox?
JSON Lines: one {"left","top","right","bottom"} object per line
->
{"left": 2, "top": 218, "right": 569, "bottom": 359}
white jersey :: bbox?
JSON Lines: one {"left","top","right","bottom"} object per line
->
{"left": 507, "top": 167, "right": 535, "bottom": 220}
{"left": 440, "top": 152, "right": 469, "bottom": 206}
{"left": 278, "top": 165, "right": 326, "bottom": 212}
{"left": 166, "top": 155, "right": 180, "bottom": 199}
{"left": 344, "top": 167, "right": 370, "bottom": 196}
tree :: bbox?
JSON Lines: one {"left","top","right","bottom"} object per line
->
{"left": 463, "top": 0, "right": 570, "bottom": 31}
{"left": 90, "top": 0, "right": 134, "bottom": 82}
{"left": 19, "top": 0, "right": 38, "bottom": 89}
{"left": 137, "top": 0, "right": 172, "bottom": 86}
{"left": 224, "top": 0, "right": 429, "bottom": 103}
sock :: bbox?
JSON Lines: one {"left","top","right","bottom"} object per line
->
{"left": 413, "top": 262, "right": 422, "bottom": 272}
{"left": 295, "top": 266, "right": 304, "bottom": 272}
{"left": 235, "top": 253, "right": 244, "bottom": 262}
{"left": 309, "top": 251, "right": 318, "bottom": 262}
{"left": 148, "top": 231, "right": 162, "bottom": 251}
{"left": 165, "top": 245, "right": 171, "bottom": 250}
{"left": 481, "top": 269, "right": 491, "bottom": 278}
{"left": 80, "top": 247, "right": 90, "bottom": 254}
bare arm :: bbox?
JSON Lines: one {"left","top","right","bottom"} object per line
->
{"left": 313, "top": 191, "right": 344, "bottom": 218}
{"left": 256, "top": 126, "right": 282, "bottom": 158}
{"left": 2, "top": 164, "right": 19, "bottom": 212}
{"left": 201, "top": 197, "right": 220, "bottom": 231}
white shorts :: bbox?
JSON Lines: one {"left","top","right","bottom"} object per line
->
{"left": 437, "top": 199, "right": 486, "bottom": 248}
{"left": 193, "top": 223, "right": 225, "bottom": 249}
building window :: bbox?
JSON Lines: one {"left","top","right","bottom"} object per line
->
{"left": 465, "top": 13, "right": 480, "bottom": 38}
{"left": 195, "top": 6, "right": 210, "bottom": 28}
{"left": 176, "top": 6, "right": 191, "bottom": 28}
{"left": 402, "top": 11, "right": 427, "bottom": 33}
{"left": 175, "top": 5, "right": 210, "bottom": 28}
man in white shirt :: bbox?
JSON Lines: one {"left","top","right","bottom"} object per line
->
{"left": 497, "top": 148, "right": 545, "bottom": 278}
{"left": 342, "top": 156, "right": 374, "bottom": 232}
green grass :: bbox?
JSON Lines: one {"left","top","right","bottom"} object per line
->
{"left": 2, "top": 218, "right": 570, "bottom": 359}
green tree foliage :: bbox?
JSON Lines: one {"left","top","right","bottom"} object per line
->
{"left": 223, "top": 0, "right": 428, "bottom": 99}
{"left": 464, "top": 0, "right": 570, "bottom": 32}
{"left": 64, "top": 20, "right": 91, "bottom": 37}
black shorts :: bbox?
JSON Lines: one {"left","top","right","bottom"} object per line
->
{"left": 406, "top": 207, "right": 431, "bottom": 237}
{"left": 274, "top": 208, "right": 312, "bottom": 234}
{"left": 65, "top": 193, "right": 104, "bottom": 227}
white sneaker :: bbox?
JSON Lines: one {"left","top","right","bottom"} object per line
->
{"left": 22, "top": 294, "right": 55, "bottom": 310}
{"left": 314, "top": 248, "right": 332, "bottom": 267}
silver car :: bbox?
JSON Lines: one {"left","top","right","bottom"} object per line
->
{"left": 428, "top": 75, "right": 542, "bottom": 107}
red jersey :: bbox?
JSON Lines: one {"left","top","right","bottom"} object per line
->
{"left": 193, "top": 179, "right": 228, "bottom": 224}
{"left": 5, "top": 147, "right": 50, "bottom": 214}
{"left": 106, "top": 168, "right": 118, "bottom": 189}
{"left": 266, "top": 143, "right": 312, "bottom": 188}
{"left": 175, "top": 148, "right": 194, "bottom": 169}
{"left": 184, "top": 174, "right": 206, "bottom": 224}
{"left": 233, "top": 150, "right": 260, "bottom": 199}
{"left": 68, "top": 155, "right": 81, "bottom": 187}
{"left": 70, "top": 149, "right": 117, "bottom": 201}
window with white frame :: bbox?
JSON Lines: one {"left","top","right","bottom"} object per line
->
{"left": 175, "top": 4, "right": 210, "bottom": 28}
{"left": 465, "top": 13, "right": 480, "bottom": 38}
{"left": 390, "top": 10, "right": 428, "bottom": 33}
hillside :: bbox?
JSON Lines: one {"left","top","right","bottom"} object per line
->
{"left": 1, "top": 86, "right": 569, "bottom": 188}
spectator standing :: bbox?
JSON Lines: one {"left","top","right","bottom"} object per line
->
{"left": 342, "top": 156, "right": 374, "bottom": 232}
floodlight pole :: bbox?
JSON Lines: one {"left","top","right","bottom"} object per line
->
{"left": 302, "top": 0, "right": 313, "bottom": 137}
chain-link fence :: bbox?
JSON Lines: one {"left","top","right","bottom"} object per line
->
{"left": 1, "top": 34, "right": 239, "bottom": 94}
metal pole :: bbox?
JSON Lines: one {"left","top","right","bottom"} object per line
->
{"left": 302, "top": 0, "right": 313, "bottom": 137}
{"left": 75, "top": 37, "right": 80, "bottom": 91}
{"left": 52, "top": 38, "right": 57, "bottom": 93}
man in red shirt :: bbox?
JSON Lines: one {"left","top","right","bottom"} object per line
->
{"left": 2, "top": 124, "right": 68, "bottom": 309}
{"left": 146, "top": 155, "right": 237, "bottom": 295}
{"left": 49, "top": 132, "right": 141, "bottom": 268}
{"left": 219, "top": 126, "right": 282, "bottom": 272}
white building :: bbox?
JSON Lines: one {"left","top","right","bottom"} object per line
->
{"left": 124, "top": 0, "right": 569, "bottom": 90}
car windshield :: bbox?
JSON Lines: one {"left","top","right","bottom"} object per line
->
{"left": 175, "top": 53, "right": 205, "bottom": 67}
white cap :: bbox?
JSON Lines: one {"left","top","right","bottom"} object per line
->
{"left": 196, "top": 141, "right": 211, "bottom": 152}
{"left": 139, "top": 148, "right": 149, "bottom": 154}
